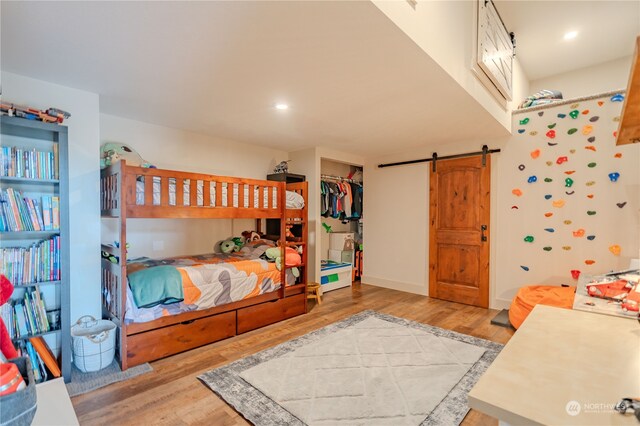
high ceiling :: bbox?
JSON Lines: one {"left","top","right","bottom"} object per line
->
{"left": 496, "top": 0, "right": 640, "bottom": 81}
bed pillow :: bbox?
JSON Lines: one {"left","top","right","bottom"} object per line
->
{"left": 240, "top": 239, "right": 275, "bottom": 259}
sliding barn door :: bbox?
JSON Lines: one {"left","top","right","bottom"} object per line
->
{"left": 429, "top": 155, "right": 491, "bottom": 308}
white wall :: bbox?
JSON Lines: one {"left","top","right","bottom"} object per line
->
{"left": 371, "top": 0, "right": 528, "bottom": 131}
{"left": 100, "top": 114, "right": 289, "bottom": 258}
{"left": 1, "top": 71, "right": 102, "bottom": 321}
{"left": 530, "top": 56, "right": 632, "bottom": 100}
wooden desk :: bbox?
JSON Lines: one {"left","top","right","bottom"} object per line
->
{"left": 32, "top": 378, "right": 79, "bottom": 426}
{"left": 468, "top": 305, "right": 640, "bottom": 425}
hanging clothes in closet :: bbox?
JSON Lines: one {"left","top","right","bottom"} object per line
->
{"left": 320, "top": 178, "right": 363, "bottom": 222}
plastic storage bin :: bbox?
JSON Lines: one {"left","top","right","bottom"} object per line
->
{"left": 320, "top": 260, "right": 352, "bottom": 293}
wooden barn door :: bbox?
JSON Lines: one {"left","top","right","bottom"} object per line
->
{"left": 429, "top": 155, "right": 491, "bottom": 308}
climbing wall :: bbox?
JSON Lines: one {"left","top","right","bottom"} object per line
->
{"left": 496, "top": 93, "right": 640, "bottom": 302}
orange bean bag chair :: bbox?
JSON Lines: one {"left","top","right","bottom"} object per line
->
{"left": 509, "top": 285, "right": 576, "bottom": 329}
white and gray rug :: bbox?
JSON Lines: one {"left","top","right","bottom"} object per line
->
{"left": 66, "top": 361, "right": 152, "bottom": 397}
{"left": 199, "top": 310, "right": 502, "bottom": 425}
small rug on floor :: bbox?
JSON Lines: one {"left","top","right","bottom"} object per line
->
{"left": 66, "top": 361, "right": 152, "bottom": 397}
{"left": 198, "top": 310, "right": 503, "bottom": 426}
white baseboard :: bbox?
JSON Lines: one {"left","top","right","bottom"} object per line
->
{"left": 361, "top": 275, "right": 428, "bottom": 296}
{"left": 491, "top": 298, "right": 513, "bottom": 310}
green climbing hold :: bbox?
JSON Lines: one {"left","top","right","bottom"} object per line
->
{"left": 547, "top": 123, "right": 556, "bottom": 129}
{"left": 587, "top": 162, "right": 596, "bottom": 168}
{"left": 519, "top": 118, "right": 530, "bottom": 125}
{"left": 587, "top": 211, "right": 596, "bottom": 216}
{"left": 570, "top": 110, "right": 579, "bottom": 119}
{"left": 568, "top": 128, "right": 578, "bottom": 135}
{"left": 565, "top": 178, "right": 574, "bottom": 188}
{"left": 544, "top": 178, "right": 553, "bottom": 183}
{"left": 543, "top": 247, "right": 552, "bottom": 251}
{"left": 524, "top": 235, "right": 534, "bottom": 243}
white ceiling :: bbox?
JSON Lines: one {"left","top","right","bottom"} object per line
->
{"left": 496, "top": 0, "right": 640, "bottom": 81}
{"left": 1, "top": 1, "right": 508, "bottom": 156}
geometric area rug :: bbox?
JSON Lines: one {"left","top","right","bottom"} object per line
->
{"left": 198, "top": 310, "right": 503, "bottom": 425}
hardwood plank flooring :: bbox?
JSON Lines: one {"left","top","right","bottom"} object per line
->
{"left": 72, "top": 283, "right": 514, "bottom": 425}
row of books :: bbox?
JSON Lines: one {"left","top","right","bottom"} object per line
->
{"left": 15, "top": 337, "right": 61, "bottom": 383}
{"left": 0, "top": 236, "right": 61, "bottom": 286}
{"left": 0, "top": 188, "right": 59, "bottom": 232}
{"left": 0, "top": 145, "right": 58, "bottom": 180}
{"left": 1, "top": 287, "right": 53, "bottom": 339}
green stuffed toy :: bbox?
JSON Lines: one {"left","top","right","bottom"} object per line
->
{"left": 100, "top": 142, "right": 155, "bottom": 169}
{"left": 263, "top": 247, "right": 300, "bottom": 278}
{"left": 220, "top": 237, "right": 244, "bottom": 254}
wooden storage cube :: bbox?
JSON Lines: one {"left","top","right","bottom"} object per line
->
{"left": 237, "top": 294, "right": 305, "bottom": 334}
{"left": 127, "top": 311, "right": 236, "bottom": 366}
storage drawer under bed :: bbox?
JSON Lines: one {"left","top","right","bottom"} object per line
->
{"left": 237, "top": 293, "right": 306, "bottom": 334}
{"left": 127, "top": 310, "right": 237, "bottom": 366}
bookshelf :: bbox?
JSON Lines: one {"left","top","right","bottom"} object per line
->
{"left": 0, "top": 115, "right": 70, "bottom": 383}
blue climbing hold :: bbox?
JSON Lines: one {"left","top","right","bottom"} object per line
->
{"left": 586, "top": 235, "right": 596, "bottom": 241}
{"left": 544, "top": 228, "right": 555, "bottom": 233}
{"left": 611, "top": 94, "right": 624, "bottom": 102}
{"left": 609, "top": 172, "right": 620, "bottom": 182}
{"left": 557, "top": 113, "right": 566, "bottom": 118}
{"left": 528, "top": 175, "right": 538, "bottom": 183}
{"left": 544, "top": 194, "right": 552, "bottom": 200}
{"left": 518, "top": 129, "right": 525, "bottom": 134}
{"left": 520, "top": 265, "right": 530, "bottom": 271}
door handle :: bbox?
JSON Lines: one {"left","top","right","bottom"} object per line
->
{"left": 481, "top": 225, "right": 488, "bottom": 242}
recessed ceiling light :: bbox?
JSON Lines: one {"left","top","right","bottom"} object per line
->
{"left": 563, "top": 31, "right": 578, "bottom": 41}
{"left": 274, "top": 103, "right": 289, "bottom": 110}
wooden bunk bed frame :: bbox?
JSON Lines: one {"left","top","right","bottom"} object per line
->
{"left": 100, "top": 160, "right": 308, "bottom": 370}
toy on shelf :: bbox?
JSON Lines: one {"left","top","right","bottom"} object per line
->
{"left": 1, "top": 102, "right": 71, "bottom": 124}
{"left": 273, "top": 160, "right": 290, "bottom": 174}
{"left": 100, "top": 142, "right": 155, "bottom": 169}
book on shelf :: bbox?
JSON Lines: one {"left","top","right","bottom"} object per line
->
{"left": 0, "top": 188, "right": 59, "bottom": 232}
{"left": 29, "top": 336, "right": 61, "bottom": 378}
{"left": 14, "top": 340, "right": 49, "bottom": 383}
{"left": 0, "top": 236, "right": 60, "bottom": 285}
{"left": 2, "top": 286, "right": 52, "bottom": 339}
{"left": 0, "top": 146, "right": 56, "bottom": 180}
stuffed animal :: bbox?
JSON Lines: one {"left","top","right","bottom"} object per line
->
{"left": 263, "top": 247, "right": 301, "bottom": 278}
{"left": 0, "top": 275, "right": 19, "bottom": 360}
{"left": 242, "top": 230, "right": 264, "bottom": 243}
{"left": 273, "top": 160, "right": 290, "bottom": 174}
{"left": 219, "top": 237, "right": 244, "bottom": 254}
{"left": 100, "top": 142, "right": 155, "bottom": 169}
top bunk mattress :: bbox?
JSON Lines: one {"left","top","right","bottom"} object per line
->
{"left": 135, "top": 177, "right": 304, "bottom": 209}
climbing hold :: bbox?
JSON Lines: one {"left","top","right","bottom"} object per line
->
{"left": 613, "top": 116, "right": 620, "bottom": 122}
{"left": 518, "top": 164, "right": 525, "bottom": 171}
{"left": 608, "top": 172, "right": 620, "bottom": 182}
{"left": 589, "top": 116, "right": 599, "bottom": 122}
{"left": 609, "top": 245, "right": 621, "bottom": 256}
{"left": 544, "top": 177, "right": 553, "bottom": 182}
{"left": 588, "top": 136, "right": 596, "bottom": 143}
{"left": 582, "top": 109, "right": 589, "bottom": 115}
{"left": 548, "top": 123, "right": 557, "bottom": 129}
{"left": 569, "top": 110, "right": 579, "bottom": 119}
{"left": 544, "top": 194, "right": 552, "bottom": 200}
{"left": 611, "top": 94, "right": 624, "bottom": 102}
{"left": 511, "top": 205, "right": 519, "bottom": 209}
{"left": 543, "top": 247, "right": 553, "bottom": 251}
{"left": 518, "top": 129, "right": 526, "bottom": 134}
{"left": 546, "top": 130, "right": 556, "bottom": 139}
{"left": 584, "top": 259, "right": 596, "bottom": 265}
{"left": 538, "top": 111, "right": 544, "bottom": 116}
{"left": 585, "top": 146, "right": 596, "bottom": 151}
{"left": 571, "top": 270, "right": 581, "bottom": 279}
{"left": 617, "top": 202, "right": 627, "bottom": 208}
{"left": 520, "top": 265, "right": 530, "bottom": 271}
{"left": 564, "top": 220, "right": 572, "bottom": 225}
{"left": 530, "top": 149, "right": 541, "bottom": 159}
{"left": 519, "top": 118, "right": 530, "bottom": 125}
{"left": 557, "top": 113, "right": 566, "bottom": 118}
{"left": 566, "top": 191, "right": 575, "bottom": 195}
{"left": 512, "top": 188, "right": 523, "bottom": 196}
{"left": 562, "top": 246, "right": 571, "bottom": 251}
{"left": 530, "top": 131, "right": 538, "bottom": 136}
{"left": 582, "top": 125, "right": 593, "bottom": 135}
{"left": 556, "top": 156, "right": 568, "bottom": 165}
{"left": 613, "top": 131, "right": 618, "bottom": 138}
{"left": 587, "top": 194, "right": 594, "bottom": 198}
{"left": 552, "top": 199, "right": 566, "bottom": 208}
{"left": 527, "top": 175, "right": 538, "bottom": 183}
{"left": 597, "top": 101, "right": 604, "bottom": 106}
{"left": 544, "top": 228, "right": 555, "bottom": 233}
{"left": 614, "top": 152, "right": 622, "bottom": 158}
{"left": 524, "top": 235, "right": 534, "bottom": 243}
{"left": 587, "top": 210, "right": 596, "bottom": 216}
{"left": 544, "top": 212, "right": 553, "bottom": 217}
{"left": 572, "top": 229, "right": 585, "bottom": 237}
{"left": 587, "top": 162, "right": 596, "bottom": 168}
{"left": 564, "top": 170, "right": 575, "bottom": 175}
{"left": 546, "top": 161, "right": 553, "bottom": 166}
{"left": 548, "top": 142, "right": 558, "bottom": 146}
{"left": 586, "top": 235, "right": 595, "bottom": 241}
{"left": 569, "top": 149, "right": 576, "bottom": 154}
{"left": 565, "top": 177, "right": 574, "bottom": 187}
{"left": 586, "top": 181, "right": 595, "bottom": 186}
{"left": 567, "top": 128, "right": 578, "bottom": 135}
{"left": 570, "top": 103, "right": 579, "bottom": 108}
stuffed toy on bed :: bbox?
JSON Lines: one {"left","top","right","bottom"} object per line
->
{"left": 100, "top": 142, "right": 156, "bottom": 169}
{"left": 263, "top": 247, "right": 301, "bottom": 278}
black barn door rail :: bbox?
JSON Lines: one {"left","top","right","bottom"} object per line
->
{"left": 377, "top": 145, "right": 501, "bottom": 172}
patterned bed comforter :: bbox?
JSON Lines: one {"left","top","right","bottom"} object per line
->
{"left": 124, "top": 240, "right": 288, "bottom": 323}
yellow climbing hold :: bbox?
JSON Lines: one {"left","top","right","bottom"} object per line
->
{"left": 552, "top": 199, "right": 566, "bottom": 208}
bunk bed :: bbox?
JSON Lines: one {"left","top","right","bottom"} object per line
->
{"left": 100, "top": 160, "right": 308, "bottom": 370}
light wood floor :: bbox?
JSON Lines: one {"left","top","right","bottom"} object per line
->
{"left": 72, "top": 283, "right": 514, "bottom": 425}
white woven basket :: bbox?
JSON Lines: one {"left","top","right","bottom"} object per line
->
{"left": 71, "top": 315, "right": 116, "bottom": 373}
